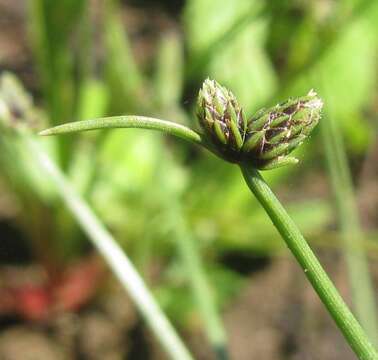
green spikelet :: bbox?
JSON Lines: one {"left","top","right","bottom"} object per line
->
{"left": 197, "top": 79, "right": 246, "bottom": 161}
{"left": 196, "top": 79, "right": 322, "bottom": 169}
{"left": 242, "top": 90, "right": 323, "bottom": 169}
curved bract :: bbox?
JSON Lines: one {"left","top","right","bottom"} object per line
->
{"left": 40, "top": 115, "right": 206, "bottom": 147}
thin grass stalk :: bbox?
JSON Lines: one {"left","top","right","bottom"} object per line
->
{"left": 103, "top": 0, "right": 146, "bottom": 111}
{"left": 23, "top": 133, "right": 194, "bottom": 360}
{"left": 169, "top": 201, "right": 228, "bottom": 360}
{"left": 240, "top": 165, "right": 378, "bottom": 360}
{"left": 320, "top": 113, "right": 378, "bottom": 343}
{"left": 28, "top": 0, "right": 86, "bottom": 169}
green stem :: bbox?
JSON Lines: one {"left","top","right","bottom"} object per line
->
{"left": 240, "top": 164, "right": 378, "bottom": 360}
{"left": 25, "top": 134, "right": 194, "bottom": 360}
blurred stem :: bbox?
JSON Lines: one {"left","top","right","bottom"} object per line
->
{"left": 28, "top": 0, "right": 76, "bottom": 125}
{"left": 28, "top": 0, "right": 85, "bottom": 169}
{"left": 23, "top": 133, "right": 194, "bottom": 360}
{"left": 103, "top": 0, "right": 146, "bottom": 111}
{"left": 186, "top": 3, "right": 265, "bottom": 82}
{"left": 320, "top": 114, "right": 378, "bottom": 343}
{"left": 154, "top": 32, "right": 228, "bottom": 356}
{"left": 155, "top": 32, "right": 184, "bottom": 114}
{"left": 240, "top": 165, "right": 378, "bottom": 360}
{"left": 169, "top": 199, "right": 228, "bottom": 359}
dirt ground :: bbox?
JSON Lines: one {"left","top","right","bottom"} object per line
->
{"left": 0, "top": 253, "right": 368, "bottom": 360}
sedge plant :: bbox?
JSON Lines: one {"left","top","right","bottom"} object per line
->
{"left": 40, "top": 79, "right": 378, "bottom": 360}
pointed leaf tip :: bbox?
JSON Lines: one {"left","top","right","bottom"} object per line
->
{"left": 39, "top": 129, "right": 51, "bottom": 136}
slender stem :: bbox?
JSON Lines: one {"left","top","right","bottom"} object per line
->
{"left": 240, "top": 164, "right": 378, "bottom": 360}
{"left": 321, "top": 113, "right": 378, "bottom": 342}
{"left": 170, "top": 202, "right": 228, "bottom": 360}
{"left": 25, "top": 134, "right": 194, "bottom": 360}
{"left": 39, "top": 116, "right": 204, "bottom": 146}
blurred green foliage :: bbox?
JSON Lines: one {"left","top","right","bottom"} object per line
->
{"left": 0, "top": 0, "right": 377, "bottom": 329}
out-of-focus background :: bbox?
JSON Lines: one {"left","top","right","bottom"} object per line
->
{"left": 0, "top": 0, "right": 377, "bottom": 359}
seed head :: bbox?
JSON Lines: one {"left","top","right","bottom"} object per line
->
{"left": 197, "top": 79, "right": 246, "bottom": 161}
{"left": 196, "top": 79, "right": 322, "bottom": 169}
{"left": 242, "top": 90, "right": 323, "bottom": 169}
